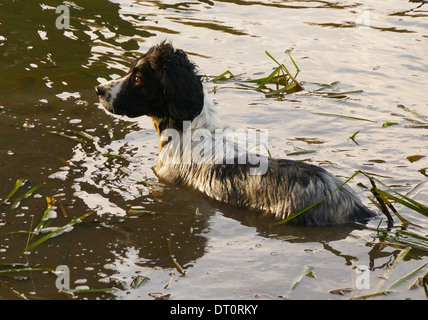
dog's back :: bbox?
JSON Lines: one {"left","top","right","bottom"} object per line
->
{"left": 156, "top": 155, "right": 375, "bottom": 225}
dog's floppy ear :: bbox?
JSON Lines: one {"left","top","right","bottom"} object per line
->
{"left": 154, "top": 43, "right": 204, "bottom": 129}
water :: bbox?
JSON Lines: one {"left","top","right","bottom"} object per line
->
{"left": 0, "top": 0, "right": 427, "bottom": 300}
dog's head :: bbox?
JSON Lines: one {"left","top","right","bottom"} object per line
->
{"left": 96, "top": 42, "right": 204, "bottom": 130}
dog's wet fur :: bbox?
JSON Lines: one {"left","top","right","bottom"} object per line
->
{"left": 96, "top": 41, "right": 376, "bottom": 225}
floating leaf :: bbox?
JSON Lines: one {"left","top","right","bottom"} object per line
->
{"left": 148, "top": 292, "right": 171, "bottom": 300}
{"left": 101, "top": 153, "right": 126, "bottom": 162}
{"left": 286, "top": 149, "right": 316, "bottom": 156}
{"left": 128, "top": 207, "right": 153, "bottom": 215}
{"left": 330, "top": 287, "right": 353, "bottom": 295}
{"left": 382, "top": 121, "right": 399, "bottom": 127}
{"left": 131, "top": 275, "right": 150, "bottom": 289}
{"left": 407, "top": 155, "right": 425, "bottom": 163}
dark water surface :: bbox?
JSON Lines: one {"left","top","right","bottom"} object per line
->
{"left": 0, "top": 0, "right": 427, "bottom": 299}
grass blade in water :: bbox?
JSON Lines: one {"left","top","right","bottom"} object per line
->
{"left": 32, "top": 196, "right": 55, "bottom": 238}
{"left": 279, "top": 265, "right": 315, "bottom": 299}
{"left": 349, "top": 290, "right": 394, "bottom": 300}
{"left": 0, "top": 178, "right": 25, "bottom": 207}
{"left": 397, "top": 104, "right": 427, "bottom": 121}
{"left": 47, "top": 130, "right": 83, "bottom": 143}
{"left": 256, "top": 66, "right": 283, "bottom": 90}
{"left": 168, "top": 236, "right": 185, "bottom": 275}
{"left": 357, "top": 223, "right": 428, "bottom": 252}
{"left": 11, "top": 185, "right": 40, "bottom": 210}
{"left": 373, "top": 187, "right": 428, "bottom": 218}
{"left": 209, "top": 70, "right": 235, "bottom": 82}
{"left": 388, "top": 262, "right": 428, "bottom": 290}
{"left": 0, "top": 280, "right": 28, "bottom": 300}
{"left": 372, "top": 246, "right": 410, "bottom": 293}
{"left": 0, "top": 266, "right": 54, "bottom": 275}
{"left": 277, "top": 171, "right": 361, "bottom": 224}
{"left": 291, "top": 265, "right": 315, "bottom": 290}
{"left": 26, "top": 211, "right": 95, "bottom": 251}
{"left": 71, "top": 129, "right": 95, "bottom": 142}
{"left": 313, "top": 112, "right": 376, "bottom": 123}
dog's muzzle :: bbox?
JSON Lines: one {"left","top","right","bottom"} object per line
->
{"left": 95, "top": 79, "right": 122, "bottom": 113}
{"left": 95, "top": 85, "right": 106, "bottom": 97}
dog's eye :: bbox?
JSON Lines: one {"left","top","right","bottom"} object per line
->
{"left": 134, "top": 76, "right": 142, "bottom": 85}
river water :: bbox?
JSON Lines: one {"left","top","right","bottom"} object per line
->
{"left": 0, "top": 0, "right": 427, "bottom": 300}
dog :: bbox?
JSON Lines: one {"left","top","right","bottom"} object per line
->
{"left": 96, "top": 41, "right": 376, "bottom": 225}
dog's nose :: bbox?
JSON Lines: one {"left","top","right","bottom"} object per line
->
{"left": 95, "top": 85, "right": 105, "bottom": 96}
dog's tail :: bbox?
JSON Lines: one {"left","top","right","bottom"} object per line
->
{"left": 353, "top": 200, "right": 377, "bottom": 223}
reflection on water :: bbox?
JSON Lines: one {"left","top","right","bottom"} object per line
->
{"left": 0, "top": 0, "right": 427, "bottom": 300}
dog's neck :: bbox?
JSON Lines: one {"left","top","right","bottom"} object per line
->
{"left": 188, "top": 90, "right": 222, "bottom": 133}
{"left": 151, "top": 90, "right": 222, "bottom": 152}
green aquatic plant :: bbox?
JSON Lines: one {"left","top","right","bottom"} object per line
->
{"left": 242, "top": 50, "right": 304, "bottom": 95}
{"left": 312, "top": 112, "right": 376, "bottom": 123}
{"left": 276, "top": 170, "right": 428, "bottom": 227}
{"left": 25, "top": 210, "right": 95, "bottom": 252}
{"left": 0, "top": 178, "right": 26, "bottom": 207}
{"left": 209, "top": 49, "right": 304, "bottom": 96}
{"left": 349, "top": 246, "right": 428, "bottom": 300}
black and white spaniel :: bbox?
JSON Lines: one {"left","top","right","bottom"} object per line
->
{"left": 96, "top": 41, "right": 376, "bottom": 225}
